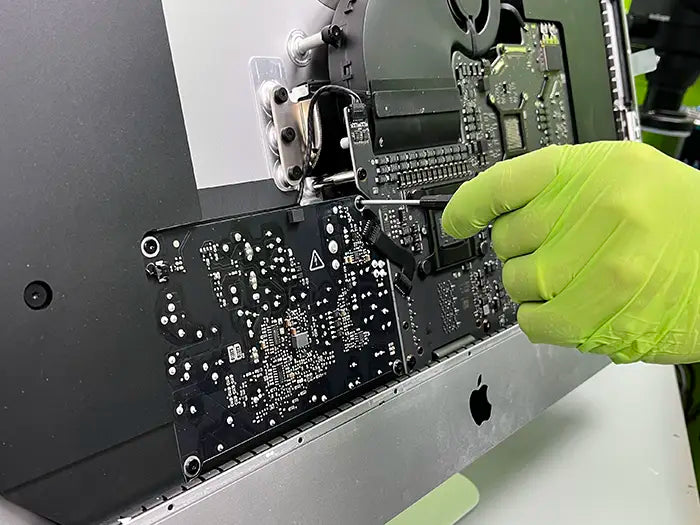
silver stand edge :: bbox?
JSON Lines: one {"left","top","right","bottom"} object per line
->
{"left": 125, "top": 327, "right": 608, "bottom": 525}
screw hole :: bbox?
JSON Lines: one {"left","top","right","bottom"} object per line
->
{"left": 417, "top": 346, "right": 424, "bottom": 356}
{"left": 298, "top": 436, "right": 303, "bottom": 444}
{"left": 357, "top": 167, "right": 368, "bottom": 181}
{"left": 393, "top": 388, "right": 398, "bottom": 394}
{"left": 183, "top": 455, "right": 201, "bottom": 478}
{"left": 354, "top": 195, "right": 365, "bottom": 212}
{"left": 24, "top": 281, "right": 52, "bottom": 310}
{"left": 167, "top": 504, "right": 174, "bottom": 512}
{"left": 406, "top": 354, "right": 417, "bottom": 371}
{"left": 141, "top": 235, "right": 161, "bottom": 259}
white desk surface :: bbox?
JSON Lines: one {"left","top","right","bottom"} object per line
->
{"left": 460, "top": 363, "right": 700, "bottom": 524}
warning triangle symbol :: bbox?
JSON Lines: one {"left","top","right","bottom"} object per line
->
{"left": 309, "top": 249, "right": 325, "bottom": 272}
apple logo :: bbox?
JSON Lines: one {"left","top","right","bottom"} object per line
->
{"left": 469, "top": 374, "right": 492, "bottom": 426}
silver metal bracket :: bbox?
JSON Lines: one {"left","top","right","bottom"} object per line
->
{"left": 249, "top": 57, "right": 306, "bottom": 191}
{"left": 600, "top": 0, "right": 642, "bottom": 141}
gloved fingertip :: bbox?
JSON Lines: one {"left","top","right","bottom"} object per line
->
{"left": 441, "top": 205, "right": 477, "bottom": 240}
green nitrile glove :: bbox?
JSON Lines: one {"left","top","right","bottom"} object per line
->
{"left": 442, "top": 141, "right": 700, "bottom": 364}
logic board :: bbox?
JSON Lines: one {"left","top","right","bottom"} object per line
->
{"left": 142, "top": 200, "right": 401, "bottom": 477}
{"left": 342, "top": 22, "right": 572, "bottom": 370}
{"left": 347, "top": 23, "right": 573, "bottom": 202}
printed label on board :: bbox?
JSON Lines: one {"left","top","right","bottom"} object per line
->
{"left": 309, "top": 250, "right": 325, "bottom": 272}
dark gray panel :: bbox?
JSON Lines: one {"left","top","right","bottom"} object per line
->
{"left": 198, "top": 181, "right": 298, "bottom": 221}
{"left": 7, "top": 425, "right": 181, "bottom": 525}
{"left": 0, "top": 0, "right": 200, "bottom": 492}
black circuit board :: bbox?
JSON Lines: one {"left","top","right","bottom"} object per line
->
{"left": 346, "top": 22, "right": 573, "bottom": 369}
{"left": 351, "top": 22, "right": 573, "bottom": 202}
{"left": 141, "top": 199, "right": 401, "bottom": 477}
{"left": 375, "top": 203, "right": 517, "bottom": 367}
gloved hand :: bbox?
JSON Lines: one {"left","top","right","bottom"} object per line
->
{"left": 442, "top": 141, "right": 700, "bottom": 364}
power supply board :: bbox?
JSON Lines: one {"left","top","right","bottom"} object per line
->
{"left": 142, "top": 200, "right": 401, "bottom": 477}
{"left": 141, "top": 17, "right": 576, "bottom": 478}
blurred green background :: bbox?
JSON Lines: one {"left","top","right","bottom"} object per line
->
{"left": 626, "top": 0, "right": 700, "bottom": 486}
